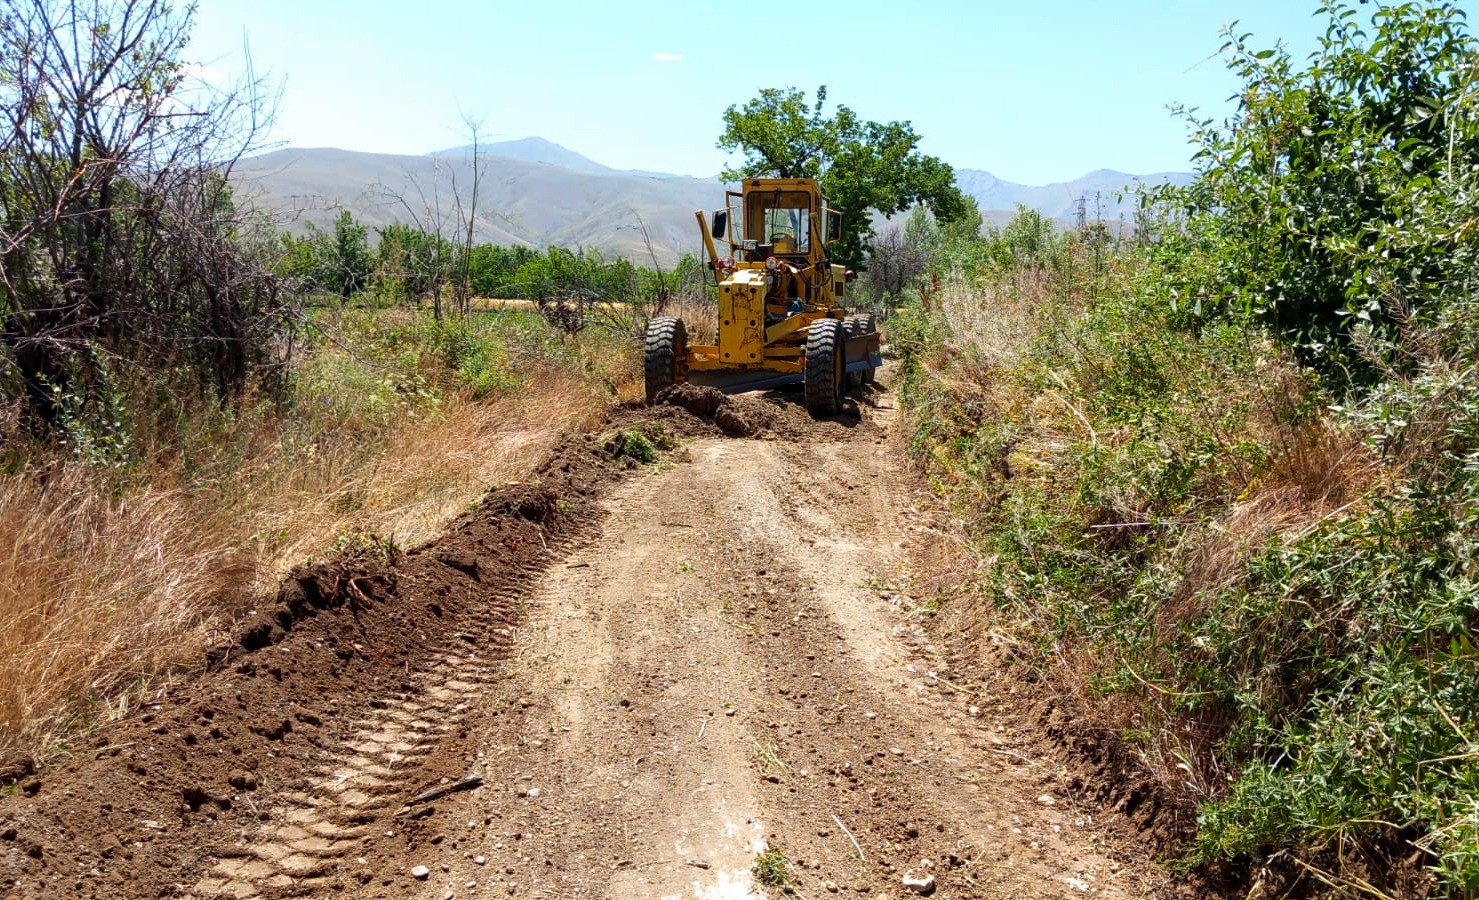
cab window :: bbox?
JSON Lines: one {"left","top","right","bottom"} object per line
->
{"left": 745, "top": 191, "right": 811, "bottom": 254}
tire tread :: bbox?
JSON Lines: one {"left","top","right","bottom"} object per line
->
{"left": 644, "top": 316, "right": 686, "bottom": 402}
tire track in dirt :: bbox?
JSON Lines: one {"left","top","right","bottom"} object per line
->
{"left": 187, "top": 551, "right": 557, "bottom": 899}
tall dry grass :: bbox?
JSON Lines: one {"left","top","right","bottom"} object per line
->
{"left": 665, "top": 294, "right": 719, "bottom": 346}
{"left": 0, "top": 334, "right": 618, "bottom": 759}
{"left": 905, "top": 255, "right": 1384, "bottom": 817}
{"left": 935, "top": 268, "right": 1064, "bottom": 371}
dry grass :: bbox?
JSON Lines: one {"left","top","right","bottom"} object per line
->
{"left": 0, "top": 345, "right": 619, "bottom": 759}
{"left": 936, "top": 268, "right": 1067, "bottom": 371}
{"left": 665, "top": 294, "right": 718, "bottom": 346}
{"left": 254, "top": 364, "right": 604, "bottom": 579}
{"left": 0, "top": 467, "right": 250, "bottom": 751}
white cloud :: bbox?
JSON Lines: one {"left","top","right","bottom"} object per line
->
{"left": 650, "top": 52, "right": 683, "bottom": 62}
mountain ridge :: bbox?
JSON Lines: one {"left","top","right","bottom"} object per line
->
{"left": 227, "top": 137, "right": 1192, "bottom": 263}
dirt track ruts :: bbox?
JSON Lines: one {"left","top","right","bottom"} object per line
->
{"left": 362, "top": 382, "right": 1167, "bottom": 899}
{"left": 0, "top": 375, "right": 1169, "bottom": 899}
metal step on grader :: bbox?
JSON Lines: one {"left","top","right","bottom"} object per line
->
{"left": 643, "top": 177, "right": 882, "bottom": 416}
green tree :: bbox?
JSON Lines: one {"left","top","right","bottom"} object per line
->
{"left": 515, "top": 247, "right": 637, "bottom": 302}
{"left": 374, "top": 224, "right": 457, "bottom": 304}
{"left": 280, "top": 211, "right": 371, "bottom": 300}
{"left": 1159, "top": 0, "right": 1479, "bottom": 374}
{"left": 718, "top": 86, "right": 967, "bottom": 267}
{"left": 331, "top": 211, "right": 372, "bottom": 299}
{"left": 468, "top": 244, "right": 540, "bottom": 298}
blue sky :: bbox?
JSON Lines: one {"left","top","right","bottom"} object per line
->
{"left": 190, "top": 2, "right": 1379, "bottom": 183}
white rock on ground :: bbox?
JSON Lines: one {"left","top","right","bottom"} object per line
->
{"left": 903, "top": 872, "right": 936, "bottom": 894}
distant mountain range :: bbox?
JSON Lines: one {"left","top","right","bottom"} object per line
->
{"left": 955, "top": 168, "right": 1194, "bottom": 224}
{"left": 228, "top": 137, "right": 1192, "bottom": 264}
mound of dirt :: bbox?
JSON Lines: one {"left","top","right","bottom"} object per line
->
{"left": 0, "top": 407, "right": 678, "bottom": 900}
{"left": 652, "top": 382, "right": 876, "bottom": 440}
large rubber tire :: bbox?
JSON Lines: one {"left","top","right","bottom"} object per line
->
{"left": 644, "top": 316, "right": 687, "bottom": 403}
{"left": 804, "top": 318, "right": 845, "bottom": 417}
{"left": 841, "top": 316, "right": 862, "bottom": 389}
{"left": 858, "top": 311, "right": 879, "bottom": 385}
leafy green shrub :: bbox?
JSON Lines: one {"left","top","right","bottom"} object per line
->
{"left": 608, "top": 428, "right": 658, "bottom": 464}
{"left": 279, "top": 211, "right": 372, "bottom": 300}
{"left": 901, "top": 239, "right": 1479, "bottom": 890}
{"left": 1158, "top": 0, "right": 1479, "bottom": 376}
{"left": 895, "top": 4, "right": 1479, "bottom": 891}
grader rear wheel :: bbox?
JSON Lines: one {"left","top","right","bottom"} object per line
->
{"left": 841, "top": 316, "right": 863, "bottom": 390}
{"left": 804, "top": 318, "right": 845, "bottom": 417}
{"left": 858, "top": 311, "right": 879, "bottom": 384}
{"left": 644, "top": 316, "right": 687, "bottom": 403}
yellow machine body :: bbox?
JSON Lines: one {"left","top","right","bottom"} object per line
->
{"left": 688, "top": 178, "right": 855, "bottom": 376}
{"left": 645, "top": 176, "right": 880, "bottom": 415}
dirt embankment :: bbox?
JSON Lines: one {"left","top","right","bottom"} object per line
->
{"left": 0, "top": 379, "right": 1182, "bottom": 899}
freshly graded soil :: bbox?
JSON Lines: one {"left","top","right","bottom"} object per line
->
{"left": 0, "top": 377, "right": 1176, "bottom": 899}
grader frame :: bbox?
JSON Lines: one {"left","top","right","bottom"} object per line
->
{"left": 643, "top": 177, "right": 881, "bottom": 416}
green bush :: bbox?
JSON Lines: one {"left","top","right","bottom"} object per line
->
{"left": 608, "top": 428, "right": 658, "bottom": 464}
{"left": 843, "top": 3, "right": 1479, "bottom": 889}
{"left": 1157, "top": 0, "right": 1479, "bottom": 377}
{"left": 900, "top": 247, "right": 1479, "bottom": 888}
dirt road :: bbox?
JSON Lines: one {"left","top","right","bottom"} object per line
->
{"left": 0, "top": 379, "right": 1166, "bottom": 899}
{"left": 352, "top": 386, "right": 1163, "bottom": 898}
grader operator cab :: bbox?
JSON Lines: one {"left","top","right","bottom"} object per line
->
{"left": 643, "top": 177, "right": 882, "bottom": 416}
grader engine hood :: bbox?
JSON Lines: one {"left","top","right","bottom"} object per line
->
{"left": 717, "top": 269, "right": 768, "bottom": 366}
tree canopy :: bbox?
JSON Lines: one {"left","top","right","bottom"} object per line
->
{"left": 1158, "top": 0, "right": 1479, "bottom": 376}
{"left": 718, "top": 86, "right": 967, "bottom": 268}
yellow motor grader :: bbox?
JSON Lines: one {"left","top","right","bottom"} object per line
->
{"left": 643, "top": 177, "right": 881, "bottom": 416}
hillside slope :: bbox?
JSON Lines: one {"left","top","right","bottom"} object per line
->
{"left": 228, "top": 138, "right": 1191, "bottom": 262}
{"left": 955, "top": 167, "right": 1194, "bottom": 221}
{"left": 230, "top": 144, "right": 721, "bottom": 264}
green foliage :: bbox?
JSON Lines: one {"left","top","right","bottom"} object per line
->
{"left": 48, "top": 348, "right": 136, "bottom": 469}
{"left": 281, "top": 211, "right": 372, "bottom": 300}
{"left": 468, "top": 243, "right": 540, "bottom": 297}
{"left": 430, "top": 318, "right": 519, "bottom": 399}
{"left": 373, "top": 223, "right": 457, "bottom": 304}
{"left": 607, "top": 427, "right": 659, "bottom": 464}
{"left": 718, "top": 85, "right": 967, "bottom": 268}
{"left": 329, "top": 530, "right": 400, "bottom": 563}
{"left": 1157, "top": 1, "right": 1479, "bottom": 376}
{"left": 898, "top": 23, "right": 1479, "bottom": 877}
{"left": 751, "top": 848, "right": 792, "bottom": 888}
{"left": 514, "top": 246, "right": 638, "bottom": 303}
{"left": 294, "top": 219, "right": 711, "bottom": 329}
{"left": 294, "top": 307, "right": 598, "bottom": 425}
{"left": 866, "top": 203, "right": 1082, "bottom": 307}
{"left": 1180, "top": 338, "right": 1479, "bottom": 884}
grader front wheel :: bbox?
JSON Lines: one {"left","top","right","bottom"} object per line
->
{"left": 644, "top": 316, "right": 687, "bottom": 403}
{"left": 804, "top": 318, "right": 845, "bottom": 417}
